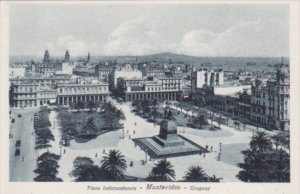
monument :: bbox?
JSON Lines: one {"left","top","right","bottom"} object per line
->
{"left": 133, "top": 119, "right": 208, "bottom": 159}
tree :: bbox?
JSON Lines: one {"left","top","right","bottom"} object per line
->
{"left": 35, "top": 127, "right": 54, "bottom": 150}
{"left": 237, "top": 132, "right": 290, "bottom": 182}
{"left": 150, "top": 100, "right": 159, "bottom": 122}
{"left": 209, "top": 174, "right": 223, "bottom": 182}
{"left": 34, "top": 152, "right": 62, "bottom": 182}
{"left": 147, "top": 160, "right": 175, "bottom": 182}
{"left": 183, "top": 166, "right": 207, "bottom": 182}
{"left": 102, "top": 102, "right": 124, "bottom": 130}
{"left": 70, "top": 156, "right": 100, "bottom": 181}
{"left": 271, "top": 132, "right": 289, "bottom": 151}
{"left": 86, "top": 101, "right": 95, "bottom": 112}
{"left": 193, "top": 113, "right": 206, "bottom": 129}
{"left": 75, "top": 101, "right": 85, "bottom": 112}
{"left": 100, "top": 149, "right": 127, "bottom": 181}
{"left": 250, "top": 131, "right": 272, "bottom": 152}
{"left": 82, "top": 117, "right": 98, "bottom": 135}
{"left": 237, "top": 147, "right": 290, "bottom": 182}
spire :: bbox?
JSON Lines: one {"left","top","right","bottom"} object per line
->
{"left": 87, "top": 52, "right": 90, "bottom": 63}
{"left": 64, "top": 50, "right": 70, "bottom": 62}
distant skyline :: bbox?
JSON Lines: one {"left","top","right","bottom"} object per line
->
{"left": 10, "top": 3, "right": 289, "bottom": 57}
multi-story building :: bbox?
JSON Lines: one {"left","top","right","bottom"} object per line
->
{"left": 10, "top": 82, "right": 38, "bottom": 108}
{"left": 251, "top": 64, "right": 290, "bottom": 130}
{"left": 95, "top": 64, "right": 114, "bottom": 81}
{"left": 141, "top": 65, "right": 165, "bottom": 77}
{"left": 56, "top": 80, "right": 110, "bottom": 106}
{"left": 118, "top": 77, "right": 182, "bottom": 101}
{"left": 170, "top": 66, "right": 182, "bottom": 77}
{"left": 191, "top": 68, "right": 224, "bottom": 92}
{"left": 37, "top": 88, "right": 58, "bottom": 106}
{"left": 111, "top": 64, "right": 143, "bottom": 88}
{"left": 237, "top": 90, "right": 252, "bottom": 121}
{"left": 72, "top": 66, "right": 96, "bottom": 77}
{"left": 10, "top": 74, "right": 71, "bottom": 88}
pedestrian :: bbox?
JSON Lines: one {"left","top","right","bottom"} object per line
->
{"left": 103, "top": 149, "right": 105, "bottom": 154}
{"left": 203, "top": 153, "right": 206, "bottom": 158}
{"left": 22, "top": 156, "right": 24, "bottom": 162}
{"left": 211, "top": 146, "right": 213, "bottom": 152}
{"left": 205, "top": 145, "right": 208, "bottom": 150}
{"left": 95, "top": 153, "right": 97, "bottom": 157}
{"left": 129, "top": 135, "right": 131, "bottom": 139}
{"left": 64, "top": 149, "right": 66, "bottom": 154}
{"left": 133, "top": 130, "right": 135, "bottom": 134}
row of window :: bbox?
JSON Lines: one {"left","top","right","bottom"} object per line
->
{"left": 59, "top": 86, "right": 108, "bottom": 93}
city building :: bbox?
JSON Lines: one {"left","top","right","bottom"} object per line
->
{"left": 10, "top": 82, "right": 38, "bottom": 108}
{"left": 9, "top": 65, "right": 27, "bottom": 78}
{"left": 72, "top": 66, "right": 96, "bottom": 77}
{"left": 56, "top": 80, "right": 110, "bottom": 106}
{"left": 95, "top": 64, "right": 114, "bottom": 82}
{"left": 111, "top": 64, "right": 143, "bottom": 88}
{"left": 251, "top": 64, "right": 290, "bottom": 130}
{"left": 191, "top": 68, "right": 224, "bottom": 92}
{"left": 141, "top": 64, "right": 165, "bottom": 77}
{"left": 37, "top": 87, "right": 58, "bottom": 106}
{"left": 118, "top": 77, "right": 182, "bottom": 101}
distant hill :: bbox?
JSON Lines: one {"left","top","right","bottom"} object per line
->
{"left": 10, "top": 52, "right": 289, "bottom": 72}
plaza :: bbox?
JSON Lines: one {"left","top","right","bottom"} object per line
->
{"left": 9, "top": 98, "right": 274, "bottom": 182}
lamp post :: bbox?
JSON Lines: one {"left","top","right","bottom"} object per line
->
{"left": 145, "top": 149, "right": 148, "bottom": 163}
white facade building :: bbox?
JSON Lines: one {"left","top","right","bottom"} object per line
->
{"left": 191, "top": 68, "right": 224, "bottom": 92}
{"left": 112, "top": 64, "right": 142, "bottom": 88}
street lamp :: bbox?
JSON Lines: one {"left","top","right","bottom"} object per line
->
{"left": 145, "top": 149, "right": 148, "bottom": 163}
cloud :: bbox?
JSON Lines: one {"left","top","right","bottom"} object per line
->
{"left": 103, "top": 17, "right": 288, "bottom": 57}
{"left": 44, "top": 35, "right": 100, "bottom": 57}
{"left": 177, "top": 20, "right": 288, "bottom": 57}
{"left": 102, "top": 17, "right": 177, "bottom": 56}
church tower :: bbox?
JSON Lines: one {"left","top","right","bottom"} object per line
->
{"left": 64, "top": 50, "right": 70, "bottom": 62}
{"left": 43, "top": 50, "right": 50, "bottom": 63}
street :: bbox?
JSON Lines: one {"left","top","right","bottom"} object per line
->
{"left": 9, "top": 108, "right": 38, "bottom": 181}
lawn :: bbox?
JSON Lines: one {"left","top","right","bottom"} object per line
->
{"left": 70, "top": 111, "right": 105, "bottom": 134}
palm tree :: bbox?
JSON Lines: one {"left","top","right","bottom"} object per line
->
{"left": 183, "top": 166, "right": 207, "bottom": 182}
{"left": 147, "top": 159, "right": 175, "bottom": 181}
{"left": 82, "top": 117, "right": 97, "bottom": 135}
{"left": 75, "top": 101, "right": 85, "bottom": 112}
{"left": 100, "top": 149, "right": 127, "bottom": 181}
{"left": 250, "top": 131, "right": 272, "bottom": 152}
{"left": 209, "top": 174, "right": 223, "bottom": 182}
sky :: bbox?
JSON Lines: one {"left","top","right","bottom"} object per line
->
{"left": 9, "top": 3, "right": 289, "bottom": 57}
